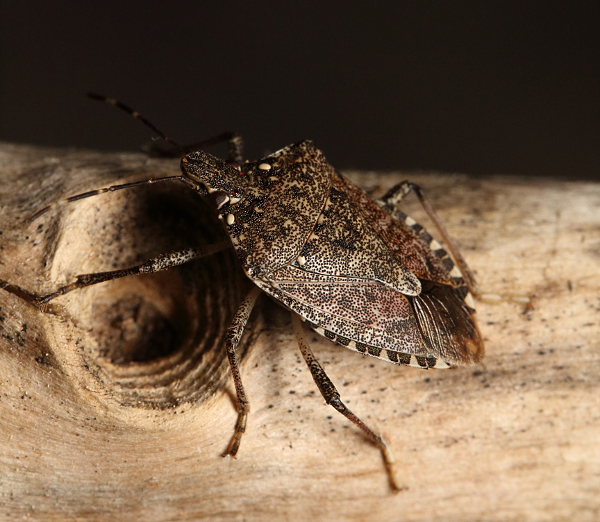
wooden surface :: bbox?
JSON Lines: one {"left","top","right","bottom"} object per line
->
{"left": 0, "top": 142, "right": 598, "bottom": 521}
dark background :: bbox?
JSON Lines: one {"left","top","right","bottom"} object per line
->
{"left": 1, "top": 1, "right": 598, "bottom": 179}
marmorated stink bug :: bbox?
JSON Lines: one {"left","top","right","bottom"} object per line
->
{"left": 21, "top": 95, "right": 484, "bottom": 491}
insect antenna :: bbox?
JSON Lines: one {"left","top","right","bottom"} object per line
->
{"left": 29, "top": 94, "right": 205, "bottom": 222}
{"left": 86, "top": 94, "right": 244, "bottom": 163}
{"left": 87, "top": 93, "right": 185, "bottom": 153}
{"left": 29, "top": 175, "right": 199, "bottom": 222}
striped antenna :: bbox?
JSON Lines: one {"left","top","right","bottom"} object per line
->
{"left": 29, "top": 94, "right": 204, "bottom": 221}
{"left": 29, "top": 176, "right": 198, "bottom": 222}
{"left": 87, "top": 93, "right": 184, "bottom": 152}
{"left": 29, "top": 94, "right": 240, "bottom": 222}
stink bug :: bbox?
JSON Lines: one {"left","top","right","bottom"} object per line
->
{"left": 24, "top": 95, "right": 484, "bottom": 491}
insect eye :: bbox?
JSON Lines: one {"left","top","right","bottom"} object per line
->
{"left": 231, "top": 190, "right": 239, "bottom": 197}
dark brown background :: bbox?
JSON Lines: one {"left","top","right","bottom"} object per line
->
{"left": 1, "top": 1, "right": 598, "bottom": 179}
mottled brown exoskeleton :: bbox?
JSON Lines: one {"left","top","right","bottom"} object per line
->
{"left": 26, "top": 95, "right": 484, "bottom": 491}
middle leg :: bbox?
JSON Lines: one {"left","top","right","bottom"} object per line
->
{"left": 291, "top": 313, "right": 403, "bottom": 492}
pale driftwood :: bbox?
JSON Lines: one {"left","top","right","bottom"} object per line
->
{"left": 0, "top": 142, "right": 598, "bottom": 521}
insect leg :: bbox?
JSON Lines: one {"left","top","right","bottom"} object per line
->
{"left": 222, "top": 286, "right": 263, "bottom": 457}
{"left": 36, "top": 241, "right": 230, "bottom": 306}
{"left": 0, "top": 279, "right": 39, "bottom": 306}
{"left": 377, "top": 181, "right": 477, "bottom": 293}
{"left": 291, "top": 313, "right": 404, "bottom": 492}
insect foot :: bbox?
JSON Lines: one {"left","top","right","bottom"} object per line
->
{"left": 9, "top": 95, "right": 484, "bottom": 492}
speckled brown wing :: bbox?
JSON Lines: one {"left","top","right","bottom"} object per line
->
{"left": 410, "top": 279, "right": 483, "bottom": 365}
{"left": 258, "top": 168, "right": 483, "bottom": 367}
{"left": 255, "top": 266, "right": 429, "bottom": 355}
{"left": 335, "top": 172, "right": 484, "bottom": 365}
{"left": 335, "top": 173, "right": 456, "bottom": 285}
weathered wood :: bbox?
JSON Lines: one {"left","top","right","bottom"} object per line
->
{"left": 0, "top": 142, "right": 598, "bottom": 521}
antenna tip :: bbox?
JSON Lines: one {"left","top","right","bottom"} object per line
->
{"left": 87, "top": 92, "right": 104, "bottom": 101}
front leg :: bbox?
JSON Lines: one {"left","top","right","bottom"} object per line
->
{"left": 37, "top": 241, "right": 230, "bottom": 306}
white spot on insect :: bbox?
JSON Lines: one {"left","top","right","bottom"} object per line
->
{"left": 405, "top": 216, "right": 417, "bottom": 226}
{"left": 434, "top": 359, "right": 450, "bottom": 369}
{"left": 258, "top": 163, "right": 272, "bottom": 171}
{"left": 226, "top": 214, "right": 235, "bottom": 225}
{"left": 407, "top": 355, "right": 428, "bottom": 368}
{"left": 297, "top": 256, "right": 307, "bottom": 266}
{"left": 268, "top": 176, "right": 279, "bottom": 181}
{"left": 430, "top": 239, "right": 442, "bottom": 250}
{"left": 464, "top": 292, "right": 476, "bottom": 309}
{"left": 450, "top": 265, "right": 463, "bottom": 277}
{"left": 317, "top": 214, "right": 326, "bottom": 224}
{"left": 229, "top": 196, "right": 241, "bottom": 204}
